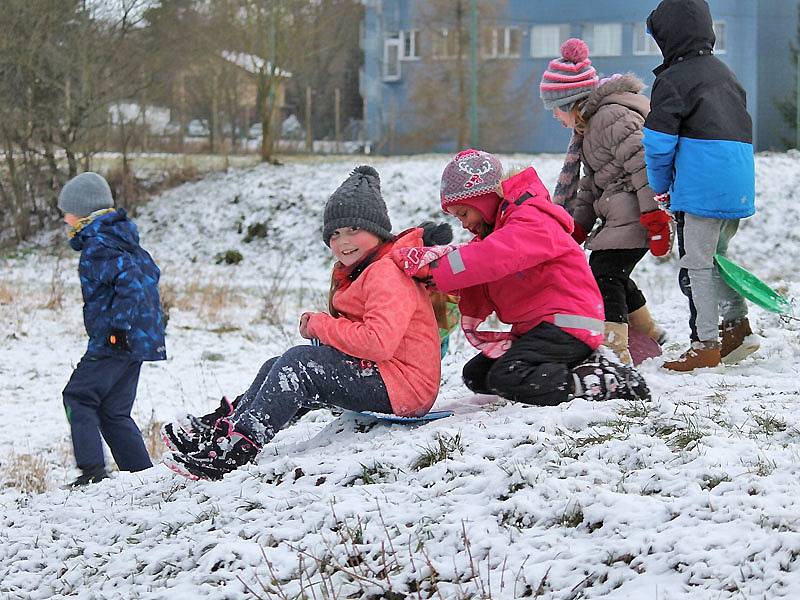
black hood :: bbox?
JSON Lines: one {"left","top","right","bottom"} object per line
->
{"left": 647, "top": 0, "right": 715, "bottom": 67}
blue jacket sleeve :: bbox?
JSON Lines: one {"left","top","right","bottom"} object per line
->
{"left": 643, "top": 77, "right": 684, "bottom": 194}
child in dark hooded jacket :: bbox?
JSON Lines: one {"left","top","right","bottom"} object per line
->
{"left": 642, "top": 0, "right": 757, "bottom": 371}
{"left": 393, "top": 149, "right": 650, "bottom": 407}
{"left": 59, "top": 172, "right": 166, "bottom": 488}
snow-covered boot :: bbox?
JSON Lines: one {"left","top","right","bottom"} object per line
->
{"left": 663, "top": 341, "right": 721, "bottom": 372}
{"left": 720, "top": 317, "right": 759, "bottom": 364}
{"left": 570, "top": 350, "right": 650, "bottom": 402}
{"left": 164, "top": 418, "right": 260, "bottom": 481}
{"left": 628, "top": 305, "right": 667, "bottom": 345}
{"left": 186, "top": 396, "right": 236, "bottom": 436}
{"left": 161, "top": 396, "right": 236, "bottom": 454}
{"left": 603, "top": 322, "right": 632, "bottom": 365}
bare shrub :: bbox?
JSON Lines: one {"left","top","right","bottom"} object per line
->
{"left": 42, "top": 256, "right": 66, "bottom": 311}
{"left": 174, "top": 277, "right": 243, "bottom": 323}
{"left": 2, "top": 452, "right": 49, "bottom": 495}
{"left": 259, "top": 257, "right": 291, "bottom": 326}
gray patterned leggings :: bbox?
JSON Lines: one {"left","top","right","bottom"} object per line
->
{"left": 232, "top": 344, "right": 392, "bottom": 446}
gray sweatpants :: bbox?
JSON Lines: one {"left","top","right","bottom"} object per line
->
{"left": 675, "top": 212, "right": 748, "bottom": 342}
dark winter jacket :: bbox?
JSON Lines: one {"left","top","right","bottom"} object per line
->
{"left": 574, "top": 74, "right": 658, "bottom": 250}
{"left": 642, "top": 0, "right": 755, "bottom": 219}
{"left": 69, "top": 209, "right": 167, "bottom": 361}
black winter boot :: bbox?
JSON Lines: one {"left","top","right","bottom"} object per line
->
{"left": 164, "top": 418, "right": 260, "bottom": 481}
{"left": 65, "top": 465, "right": 109, "bottom": 489}
{"left": 161, "top": 396, "right": 237, "bottom": 454}
{"left": 570, "top": 351, "right": 651, "bottom": 402}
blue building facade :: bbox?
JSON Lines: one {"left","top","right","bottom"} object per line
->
{"left": 361, "top": 0, "right": 798, "bottom": 153}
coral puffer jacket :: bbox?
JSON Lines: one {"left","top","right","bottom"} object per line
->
{"left": 431, "top": 167, "right": 605, "bottom": 352}
{"left": 307, "top": 229, "right": 441, "bottom": 417}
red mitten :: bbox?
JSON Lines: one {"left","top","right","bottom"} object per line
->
{"left": 639, "top": 210, "right": 672, "bottom": 257}
{"left": 572, "top": 223, "right": 588, "bottom": 245}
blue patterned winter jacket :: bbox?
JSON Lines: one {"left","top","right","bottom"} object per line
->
{"left": 69, "top": 209, "right": 167, "bottom": 361}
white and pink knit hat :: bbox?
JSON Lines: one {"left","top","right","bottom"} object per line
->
{"left": 539, "top": 38, "right": 599, "bottom": 110}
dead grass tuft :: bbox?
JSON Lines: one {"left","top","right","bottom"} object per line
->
{"left": 142, "top": 411, "right": 167, "bottom": 462}
{"left": 2, "top": 452, "right": 49, "bottom": 494}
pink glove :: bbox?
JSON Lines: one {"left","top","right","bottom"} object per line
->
{"left": 391, "top": 245, "right": 461, "bottom": 279}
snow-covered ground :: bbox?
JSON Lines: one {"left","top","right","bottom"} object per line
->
{"left": 1, "top": 152, "right": 800, "bottom": 599}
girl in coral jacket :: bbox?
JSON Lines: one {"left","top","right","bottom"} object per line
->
{"left": 394, "top": 149, "right": 650, "bottom": 408}
{"left": 163, "top": 166, "right": 448, "bottom": 480}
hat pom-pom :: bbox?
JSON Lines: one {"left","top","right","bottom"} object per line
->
{"left": 561, "top": 38, "right": 589, "bottom": 63}
{"left": 353, "top": 165, "right": 380, "bottom": 180}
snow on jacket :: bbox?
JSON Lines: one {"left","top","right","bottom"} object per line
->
{"left": 570, "top": 74, "right": 658, "bottom": 250}
{"left": 430, "top": 167, "right": 605, "bottom": 353}
{"left": 642, "top": 0, "right": 755, "bottom": 219}
{"left": 69, "top": 209, "right": 166, "bottom": 361}
{"left": 307, "top": 229, "right": 441, "bottom": 417}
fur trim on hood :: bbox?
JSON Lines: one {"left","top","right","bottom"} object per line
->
{"left": 581, "top": 74, "right": 647, "bottom": 120}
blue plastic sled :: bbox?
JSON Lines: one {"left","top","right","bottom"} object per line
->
{"left": 351, "top": 410, "right": 454, "bottom": 424}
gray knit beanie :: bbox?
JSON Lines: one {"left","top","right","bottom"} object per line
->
{"left": 540, "top": 38, "right": 599, "bottom": 111}
{"left": 323, "top": 165, "right": 392, "bottom": 246}
{"left": 58, "top": 172, "right": 114, "bottom": 218}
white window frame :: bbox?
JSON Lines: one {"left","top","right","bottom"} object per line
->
{"left": 713, "top": 21, "right": 727, "bottom": 54}
{"left": 383, "top": 34, "right": 401, "bottom": 82}
{"left": 482, "top": 26, "right": 521, "bottom": 59}
{"left": 432, "top": 28, "right": 460, "bottom": 60}
{"left": 400, "top": 29, "right": 419, "bottom": 60}
{"left": 582, "top": 22, "right": 623, "bottom": 57}
{"left": 530, "top": 24, "right": 570, "bottom": 58}
{"left": 632, "top": 22, "right": 661, "bottom": 55}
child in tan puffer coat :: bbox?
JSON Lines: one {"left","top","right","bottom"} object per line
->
{"left": 540, "top": 38, "right": 670, "bottom": 364}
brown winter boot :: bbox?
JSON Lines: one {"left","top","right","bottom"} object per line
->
{"left": 628, "top": 305, "right": 667, "bottom": 345}
{"left": 604, "top": 322, "right": 632, "bottom": 365}
{"left": 663, "top": 341, "right": 721, "bottom": 372}
{"left": 720, "top": 317, "right": 759, "bottom": 364}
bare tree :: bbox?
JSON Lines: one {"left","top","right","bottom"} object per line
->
{"left": 399, "top": 0, "right": 531, "bottom": 153}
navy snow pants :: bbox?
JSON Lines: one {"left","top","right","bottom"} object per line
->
{"left": 63, "top": 354, "right": 152, "bottom": 472}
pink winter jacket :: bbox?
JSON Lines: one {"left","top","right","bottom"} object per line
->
{"left": 306, "top": 230, "right": 441, "bottom": 417}
{"left": 431, "top": 167, "right": 605, "bottom": 352}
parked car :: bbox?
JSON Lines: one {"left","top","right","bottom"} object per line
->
{"left": 187, "top": 119, "right": 210, "bottom": 137}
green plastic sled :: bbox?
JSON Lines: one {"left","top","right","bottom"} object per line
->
{"left": 714, "top": 254, "right": 793, "bottom": 315}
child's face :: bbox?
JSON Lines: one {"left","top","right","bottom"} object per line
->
{"left": 330, "top": 227, "right": 382, "bottom": 266}
{"left": 63, "top": 213, "right": 80, "bottom": 227}
{"left": 553, "top": 106, "right": 577, "bottom": 129}
{"left": 447, "top": 204, "right": 486, "bottom": 237}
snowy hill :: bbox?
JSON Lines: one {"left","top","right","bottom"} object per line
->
{"left": 1, "top": 153, "right": 800, "bottom": 599}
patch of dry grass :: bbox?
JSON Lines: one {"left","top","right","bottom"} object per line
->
{"left": 2, "top": 452, "right": 49, "bottom": 494}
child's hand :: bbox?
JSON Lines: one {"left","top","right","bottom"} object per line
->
{"left": 572, "top": 223, "right": 588, "bottom": 245}
{"left": 299, "top": 312, "right": 313, "bottom": 339}
{"left": 653, "top": 192, "right": 671, "bottom": 212}
{"left": 640, "top": 210, "right": 673, "bottom": 257}
{"left": 107, "top": 328, "right": 130, "bottom": 352}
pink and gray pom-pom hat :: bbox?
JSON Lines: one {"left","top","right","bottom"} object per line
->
{"left": 540, "top": 38, "right": 599, "bottom": 110}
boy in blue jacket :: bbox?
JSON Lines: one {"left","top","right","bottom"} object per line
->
{"left": 642, "top": 0, "right": 757, "bottom": 371}
{"left": 59, "top": 172, "right": 166, "bottom": 487}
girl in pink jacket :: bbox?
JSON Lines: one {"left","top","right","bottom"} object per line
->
{"left": 395, "top": 150, "right": 650, "bottom": 407}
{"left": 163, "top": 166, "right": 445, "bottom": 480}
